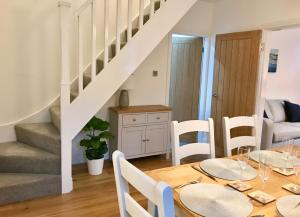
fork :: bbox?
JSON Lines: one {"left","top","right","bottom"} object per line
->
{"left": 174, "top": 177, "right": 202, "bottom": 189}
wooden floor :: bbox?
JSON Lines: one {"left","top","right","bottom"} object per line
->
{"left": 0, "top": 155, "right": 172, "bottom": 217}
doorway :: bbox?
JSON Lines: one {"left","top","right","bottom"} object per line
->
{"left": 211, "top": 30, "right": 262, "bottom": 157}
{"left": 169, "top": 34, "right": 204, "bottom": 143}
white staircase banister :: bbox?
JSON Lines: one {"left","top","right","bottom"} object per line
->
{"left": 104, "top": 0, "right": 109, "bottom": 67}
{"left": 139, "top": 0, "right": 144, "bottom": 30}
{"left": 91, "top": 0, "right": 97, "bottom": 80}
{"left": 58, "top": 1, "right": 71, "bottom": 103}
{"left": 116, "top": 0, "right": 122, "bottom": 55}
{"left": 58, "top": 0, "right": 73, "bottom": 194}
{"left": 150, "top": 0, "right": 155, "bottom": 18}
{"left": 78, "top": 15, "right": 84, "bottom": 94}
{"left": 127, "top": 0, "right": 133, "bottom": 41}
{"left": 74, "top": 0, "right": 94, "bottom": 17}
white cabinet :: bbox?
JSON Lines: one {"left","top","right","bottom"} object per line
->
{"left": 109, "top": 105, "right": 172, "bottom": 159}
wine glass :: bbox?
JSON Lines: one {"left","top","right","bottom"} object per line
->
{"left": 258, "top": 153, "right": 272, "bottom": 201}
{"left": 292, "top": 149, "right": 300, "bottom": 190}
{"left": 282, "top": 139, "right": 295, "bottom": 172}
{"left": 237, "top": 146, "right": 250, "bottom": 182}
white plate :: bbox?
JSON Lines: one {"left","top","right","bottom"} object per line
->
{"left": 200, "top": 158, "right": 257, "bottom": 181}
{"left": 276, "top": 195, "right": 300, "bottom": 217}
{"left": 180, "top": 183, "right": 253, "bottom": 217}
{"left": 249, "top": 150, "right": 300, "bottom": 169}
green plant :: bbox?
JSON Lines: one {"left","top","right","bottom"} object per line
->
{"left": 79, "top": 116, "right": 113, "bottom": 160}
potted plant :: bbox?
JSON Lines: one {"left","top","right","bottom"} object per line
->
{"left": 80, "top": 116, "right": 113, "bottom": 175}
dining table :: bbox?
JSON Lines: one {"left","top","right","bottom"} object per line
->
{"left": 146, "top": 147, "right": 300, "bottom": 217}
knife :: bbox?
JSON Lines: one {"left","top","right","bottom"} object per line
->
{"left": 191, "top": 165, "right": 218, "bottom": 182}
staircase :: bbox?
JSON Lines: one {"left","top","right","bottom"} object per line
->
{"left": 0, "top": 0, "right": 197, "bottom": 205}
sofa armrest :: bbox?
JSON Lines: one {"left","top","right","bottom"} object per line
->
{"left": 261, "top": 118, "right": 274, "bottom": 150}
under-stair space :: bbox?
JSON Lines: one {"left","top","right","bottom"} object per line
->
{"left": 0, "top": 0, "right": 198, "bottom": 205}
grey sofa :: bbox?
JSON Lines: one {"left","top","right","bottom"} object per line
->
{"left": 261, "top": 99, "right": 300, "bottom": 150}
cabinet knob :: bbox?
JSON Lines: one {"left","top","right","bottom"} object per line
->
{"left": 132, "top": 118, "right": 136, "bottom": 122}
{"left": 156, "top": 117, "right": 160, "bottom": 120}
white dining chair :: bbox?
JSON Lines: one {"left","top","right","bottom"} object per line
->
{"left": 223, "top": 115, "right": 260, "bottom": 157}
{"left": 171, "top": 119, "right": 215, "bottom": 166}
{"left": 113, "top": 151, "right": 175, "bottom": 217}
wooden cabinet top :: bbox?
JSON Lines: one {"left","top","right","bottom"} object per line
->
{"left": 109, "top": 105, "right": 172, "bottom": 114}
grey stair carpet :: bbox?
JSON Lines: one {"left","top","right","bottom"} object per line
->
{"left": 0, "top": 173, "right": 61, "bottom": 205}
{"left": 15, "top": 123, "right": 61, "bottom": 155}
{"left": 50, "top": 106, "right": 60, "bottom": 132}
{"left": 0, "top": 142, "right": 60, "bottom": 174}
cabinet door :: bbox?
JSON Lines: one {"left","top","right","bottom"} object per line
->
{"left": 145, "top": 124, "right": 167, "bottom": 154}
{"left": 122, "top": 126, "right": 146, "bottom": 157}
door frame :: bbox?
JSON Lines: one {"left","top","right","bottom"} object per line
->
{"left": 256, "top": 19, "right": 300, "bottom": 141}
{"left": 165, "top": 32, "right": 212, "bottom": 122}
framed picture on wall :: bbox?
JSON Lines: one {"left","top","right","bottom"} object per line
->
{"left": 268, "top": 48, "right": 279, "bottom": 73}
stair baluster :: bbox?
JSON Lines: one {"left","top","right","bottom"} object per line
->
{"left": 104, "top": 0, "right": 109, "bottom": 67}
{"left": 91, "top": 0, "right": 97, "bottom": 80}
{"left": 139, "top": 0, "right": 144, "bottom": 30}
{"left": 116, "top": 0, "right": 122, "bottom": 55}
{"left": 127, "top": 0, "right": 133, "bottom": 41}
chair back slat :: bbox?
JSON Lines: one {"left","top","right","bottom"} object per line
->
{"left": 223, "top": 115, "right": 260, "bottom": 157}
{"left": 113, "top": 151, "right": 175, "bottom": 217}
{"left": 175, "top": 120, "right": 210, "bottom": 135}
{"left": 178, "top": 143, "right": 211, "bottom": 160}
{"left": 230, "top": 136, "right": 256, "bottom": 150}
{"left": 125, "top": 193, "right": 152, "bottom": 217}
{"left": 228, "top": 116, "right": 256, "bottom": 129}
{"left": 120, "top": 158, "right": 156, "bottom": 202}
{"left": 171, "top": 119, "right": 215, "bottom": 166}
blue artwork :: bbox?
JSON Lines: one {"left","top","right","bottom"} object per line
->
{"left": 268, "top": 48, "right": 279, "bottom": 73}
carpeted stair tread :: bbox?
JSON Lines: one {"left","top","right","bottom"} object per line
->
{"left": 15, "top": 123, "right": 60, "bottom": 155}
{"left": 0, "top": 142, "right": 60, "bottom": 174}
{"left": 50, "top": 106, "right": 60, "bottom": 132}
{"left": 0, "top": 173, "right": 61, "bottom": 205}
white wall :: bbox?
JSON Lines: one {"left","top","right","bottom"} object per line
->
{"left": 211, "top": 0, "right": 300, "bottom": 34}
{"left": 71, "top": 0, "right": 215, "bottom": 164}
{"left": 265, "top": 28, "right": 300, "bottom": 103}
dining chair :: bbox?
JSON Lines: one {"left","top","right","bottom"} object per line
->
{"left": 171, "top": 119, "right": 215, "bottom": 166}
{"left": 223, "top": 115, "right": 260, "bottom": 157}
{"left": 113, "top": 151, "right": 175, "bottom": 217}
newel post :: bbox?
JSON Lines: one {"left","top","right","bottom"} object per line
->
{"left": 58, "top": 1, "right": 73, "bottom": 194}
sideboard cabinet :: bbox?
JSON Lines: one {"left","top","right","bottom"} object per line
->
{"left": 109, "top": 105, "right": 172, "bottom": 159}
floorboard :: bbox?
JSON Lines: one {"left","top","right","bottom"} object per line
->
{"left": 0, "top": 155, "right": 171, "bottom": 217}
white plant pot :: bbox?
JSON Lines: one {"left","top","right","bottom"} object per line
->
{"left": 87, "top": 158, "right": 104, "bottom": 175}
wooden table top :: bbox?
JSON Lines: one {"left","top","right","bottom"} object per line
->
{"left": 109, "top": 105, "right": 172, "bottom": 114}
{"left": 146, "top": 152, "right": 299, "bottom": 217}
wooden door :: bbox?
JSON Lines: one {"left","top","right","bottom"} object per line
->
{"left": 169, "top": 36, "right": 203, "bottom": 143}
{"left": 211, "top": 30, "right": 262, "bottom": 157}
{"left": 145, "top": 124, "right": 167, "bottom": 154}
{"left": 122, "top": 126, "right": 146, "bottom": 157}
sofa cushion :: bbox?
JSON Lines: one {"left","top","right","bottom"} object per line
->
{"left": 268, "top": 99, "right": 286, "bottom": 123}
{"left": 264, "top": 100, "right": 273, "bottom": 120}
{"left": 284, "top": 101, "right": 300, "bottom": 122}
{"left": 273, "top": 122, "right": 300, "bottom": 142}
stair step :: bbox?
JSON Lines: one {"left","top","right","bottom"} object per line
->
{"left": 0, "top": 142, "right": 60, "bottom": 174}
{"left": 0, "top": 173, "right": 61, "bottom": 205}
{"left": 50, "top": 106, "right": 60, "bottom": 132}
{"left": 15, "top": 123, "right": 60, "bottom": 155}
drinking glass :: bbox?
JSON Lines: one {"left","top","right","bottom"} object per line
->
{"left": 258, "top": 153, "right": 272, "bottom": 201}
{"left": 282, "top": 139, "right": 295, "bottom": 172}
{"left": 292, "top": 149, "right": 300, "bottom": 189}
{"left": 237, "top": 146, "right": 250, "bottom": 181}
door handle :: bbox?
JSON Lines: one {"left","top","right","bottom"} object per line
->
{"left": 212, "top": 93, "right": 218, "bottom": 98}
